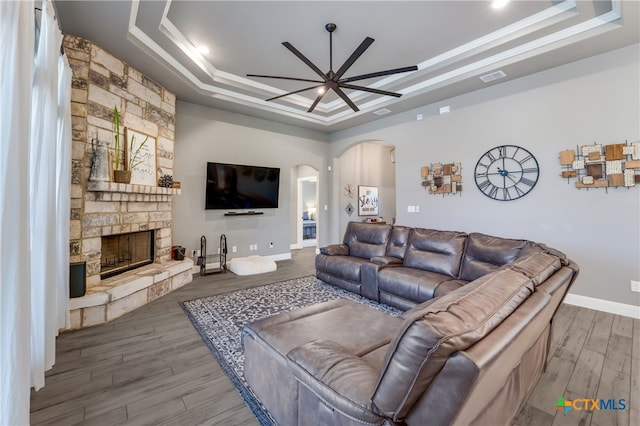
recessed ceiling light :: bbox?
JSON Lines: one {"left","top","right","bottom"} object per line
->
{"left": 492, "top": 0, "right": 510, "bottom": 9}
{"left": 196, "top": 45, "right": 209, "bottom": 55}
{"left": 317, "top": 87, "right": 326, "bottom": 94}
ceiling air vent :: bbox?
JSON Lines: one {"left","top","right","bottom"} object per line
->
{"left": 373, "top": 108, "right": 392, "bottom": 116}
{"left": 480, "top": 70, "right": 506, "bottom": 83}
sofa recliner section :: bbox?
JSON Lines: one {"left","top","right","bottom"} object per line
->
{"left": 316, "top": 222, "right": 392, "bottom": 296}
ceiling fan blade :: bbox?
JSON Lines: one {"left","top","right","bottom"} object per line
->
{"left": 307, "top": 90, "right": 328, "bottom": 113}
{"left": 339, "top": 65, "right": 418, "bottom": 83}
{"left": 339, "top": 83, "right": 402, "bottom": 98}
{"left": 334, "top": 37, "right": 374, "bottom": 80}
{"left": 266, "top": 84, "right": 326, "bottom": 102}
{"left": 333, "top": 87, "right": 359, "bottom": 112}
{"left": 282, "top": 42, "right": 328, "bottom": 81}
{"left": 247, "top": 74, "right": 325, "bottom": 84}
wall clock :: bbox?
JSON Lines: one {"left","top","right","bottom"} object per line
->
{"left": 474, "top": 145, "right": 539, "bottom": 201}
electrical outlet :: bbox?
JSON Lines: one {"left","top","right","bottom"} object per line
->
{"left": 631, "top": 280, "right": 640, "bottom": 293}
{"left": 192, "top": 250, "right": 197, "bottom": 257}
{"left": 269, "top": 242, "right": 274, "bottom": 248}
{"left": 232, "top": 246, "right": 237, "bottom": 253}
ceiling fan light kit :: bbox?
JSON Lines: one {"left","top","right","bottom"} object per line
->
{"left": 247, "top": 23, "right": 418, "bottom": 113}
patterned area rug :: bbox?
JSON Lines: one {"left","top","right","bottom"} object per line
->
{"left": 180, "top": 275, "right": 400, "bottom": 425}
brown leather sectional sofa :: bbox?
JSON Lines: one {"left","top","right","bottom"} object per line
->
{"left": 242, "top": 222, "right": 579, "bottom": 425}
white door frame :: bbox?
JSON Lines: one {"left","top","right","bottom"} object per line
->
{"left": 295, "top": 175, "right": 318, "bottom": 249}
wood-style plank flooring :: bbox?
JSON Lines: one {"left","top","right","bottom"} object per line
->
{"left": 31, "top": 247, "right": 639, "bottom": 425}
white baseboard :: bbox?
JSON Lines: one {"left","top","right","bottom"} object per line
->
{"left": 563, "top": 293, "right": 640, "bottom": 319}
{"left": 290, "top": 243, "right": 302, "bottom": 250}
{"left": 266, "top": 252, "right": 292, "bottom": 262}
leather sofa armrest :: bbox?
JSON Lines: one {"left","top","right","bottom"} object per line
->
{"left": 287, "top": 340, "right": 383, "bottom": 422}
{"left": 360, "top": 261, "right": 393, "bottom": 301}
{"left": 319, "top": 244, "right": 349, "bottom": 256}
{"left": 370, "top": 256, "right": 403, "bottom": 266}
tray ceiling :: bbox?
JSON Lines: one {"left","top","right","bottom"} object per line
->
{"left": 54, "top": 0, "right": 639, "bottom": 134}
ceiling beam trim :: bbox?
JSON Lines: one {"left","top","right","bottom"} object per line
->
{"left": 127, "top": 0, "right": 625, "bottom": 127}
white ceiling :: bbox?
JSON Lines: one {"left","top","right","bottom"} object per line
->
{"left": 54, "top": 0, "right": 639, "bottom": 134}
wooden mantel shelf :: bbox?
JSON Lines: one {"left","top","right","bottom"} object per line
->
{"left": 87, "top": 181, "right": 181, "bottom": 195}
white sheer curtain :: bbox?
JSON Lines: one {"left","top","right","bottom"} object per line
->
{"left": 0, "top": 1, "right": 35, "bottom": 424}
{"left": 56, "top": 53, "right": 72, "bottom": 332}
{"left": 1, "top": 0, "right": 71, "bottom": 423}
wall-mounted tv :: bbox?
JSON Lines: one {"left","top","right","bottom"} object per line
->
{"left": 205, "top": 162, "right": 280, "bottom": 210}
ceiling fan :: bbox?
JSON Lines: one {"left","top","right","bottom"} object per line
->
{"left": 247, "top": 23, "right": 418, "bottom": 113}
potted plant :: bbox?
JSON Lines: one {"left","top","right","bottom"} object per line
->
{"left": 112, "top": 106, "right": 131, "bottom": 183}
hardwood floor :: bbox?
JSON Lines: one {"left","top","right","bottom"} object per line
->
{"left": 31, "top": 247, "right": 639, "bottom": 425}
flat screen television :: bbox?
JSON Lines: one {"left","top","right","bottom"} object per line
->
{"left": 205, "top": 162, "right": 280, "bottom": 210}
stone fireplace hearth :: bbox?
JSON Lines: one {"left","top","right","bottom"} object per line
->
{"left": 67, "top": 181, "right": 193, "bottom": 330}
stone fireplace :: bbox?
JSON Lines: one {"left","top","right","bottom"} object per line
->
{"left": 65, "top": 34, "right": 193, "bottom": 330}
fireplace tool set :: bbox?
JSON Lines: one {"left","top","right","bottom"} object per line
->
{"left": 197, "top": 234, "right": 228, "bottom": 275}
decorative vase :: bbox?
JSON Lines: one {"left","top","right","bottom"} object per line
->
{"left": 89, "top": 139, "right": 111, "bottom": 182}
{"left": 113, "top": 169, "right": 131, "bottom": 184}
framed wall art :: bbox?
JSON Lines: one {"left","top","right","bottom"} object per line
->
{"left": 358, "top": 185, "right": 379, "bottom": 216}
{"left": 125, "top": 128, "right": 157, "bottom": 186}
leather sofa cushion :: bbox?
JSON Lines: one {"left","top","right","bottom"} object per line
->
{"left": 386, "top": 226, "right": 411, "bottom": 259}
{"left": 287, "top": 340, "right": 385, "bottom": 423}
{"left": 378, "top": 267, "right": 461, "bottom": 304}
{"left": 343, "top": 222, "right": 392, "bottom": 259}
{"left": 433, "top": 279, "right": 467, "bottom": 297}
{"left": 371, "top": 268, "right": 535, "bottom": 421}
{"left": 370, "top": 256, "right": 403, "bottom": 266}
{"left": 459, "top": 232, "right": 528, "bottom": 281}
{"left": 403, "top": 228, "right": 467, "bottom": 277}
{"left": 315, "top": 254, "right": 370, "bottom": 283}
{"left": 510, "top": 252, "right": 562, "bottom": 286}
{"left": 244, "top": 299, "right": 403, "bottom": 360}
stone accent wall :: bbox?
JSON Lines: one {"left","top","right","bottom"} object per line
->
{"left": 65, "top": 34, "right": 177, "bottom": 290}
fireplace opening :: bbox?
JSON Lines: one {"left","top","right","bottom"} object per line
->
{"left": 100, "top": 230, "right": 155, "bottom": 279}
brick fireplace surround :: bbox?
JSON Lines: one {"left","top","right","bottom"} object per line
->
{"left": 66, "top": 35, "right": 192, "bottom": 330}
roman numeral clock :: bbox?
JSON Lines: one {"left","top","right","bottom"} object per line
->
{"left": 474, "top": 145, "right": 539, "bottom": 201}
